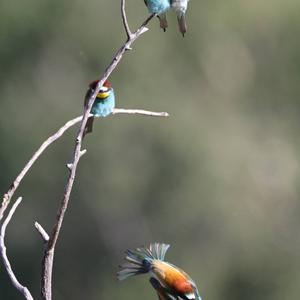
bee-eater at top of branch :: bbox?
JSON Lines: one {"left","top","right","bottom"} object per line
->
{"left": 171, "top": 0, "right": 190, "bottom": 37}
{"left": 83, "top": 79, "right": 115, "bottom": 136}
{"left": 144, "top": 0, "right": 171, "bottom": 32}
{"left": 118, "top": 243, "right": 202, "bottom": 300}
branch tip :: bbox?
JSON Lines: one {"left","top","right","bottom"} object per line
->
{"left": 121, "top": 0, "right": 132, "bottom": 39}
{"left": 35, "top": 222, "right": 50, "bottom": 243}
{"left": 141, "top": 27, "right": 149, "bottom": 34}
{"left": 112, "top": 108, "right": 169, "bottom": 117}
{"left": 66, "top": 163, "right": 73, "bottom": 170}
{"left": 80, "top": 149, "right": 87, "bottom": 157}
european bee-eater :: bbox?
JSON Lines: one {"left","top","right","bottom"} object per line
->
{"left": 171, "top": 0, "right": 190, "bottom": 36}
{"left": 84, "top": 79, "right": 115, "bottom": 135}
{"left": 118, "top": 243, "right": 202, "bottom": 300}
{"left": 144, "top": 0, "right": 171, "bottom": 32}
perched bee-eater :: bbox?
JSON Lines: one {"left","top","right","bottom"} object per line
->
{"left": 84, "top": 79, "right": 115, "bottom": 135}
{"left": 118, "top": 243, "right": 202, "bottom": 300}
{"left": 144, "top": 0, "right": 171, "bottom": 32}
{"left": 171, "top": 0, "right": 190, "bottom": 36}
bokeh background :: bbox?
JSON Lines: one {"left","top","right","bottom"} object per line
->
{"left": 1, "top": 0, "right": 300, "bottom": 299}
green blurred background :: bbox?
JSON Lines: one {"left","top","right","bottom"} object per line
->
{"left": 1, "top": 0, "right": 300, "bottom": 299}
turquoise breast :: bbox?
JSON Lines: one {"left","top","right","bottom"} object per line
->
{"left": 91, "top": 90, "right": 115, "bottom": 117}
{"left": 145, "top": 0, "right": 171, "bottom": 14}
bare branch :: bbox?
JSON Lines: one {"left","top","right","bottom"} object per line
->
{"left": 0, "top": 116, "right": 82, "bottom": 221}
{"left": 113, "top": 108, "right": 169, "bottom": 117}
{"left": 0, "top": 107, "right": 168, "bottom": 224}
{"left": 79, "top": 149, "right": 87, "bottom": 158}
{"left": 41, "top": 9, "right": 159, "bottom": 299}
{"left": 35, "top": 222, "right": 49, "bottom": 243}
{"left": 0, "top": 2, "right": 156, "bottom": 225}
{"left": 0, "top": 197, "right": 34, "bottom": 300}
{"left": 0, "top": 3, "right": 162, "bottom": 299}
{"left": 121, "top": 0, "right": 132, "bottom": 40}
{"left": 43, "top": 11, "right": 156, "bottom": 300}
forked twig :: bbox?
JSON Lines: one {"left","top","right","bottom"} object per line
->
{"left": 0, "top": 1, "right": 162, "bottom": 300}
{"left": 0, "top": 197, "right": 34, "bottom": 300}
{"left": 35, "top": 222, "right": 50, "bottom": 243}
{"left": 0, "top": 117, "right": 82, "bottom": 222}
{"left": 0, "top": 108, "right": 168, "bottom": 223}
{"left": 40, "top": 1, "right": 156, "bottom": 297}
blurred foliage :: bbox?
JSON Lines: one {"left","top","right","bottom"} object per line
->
{"left": 1, "top": 0, "right": 300, "bottom": 299}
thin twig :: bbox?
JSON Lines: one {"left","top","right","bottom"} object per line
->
{"left": 113, "top": 108, "right": 169, "bottom": 117}
{"left": 0, "top": 109, "right": 167, "bottom": 223}
{"left": 141, "top": 12, "right": 157, "bottom": 28}
{"left": 35, "top": 222, "right": 49, "bottom": 243}
{"left": 0, "top": 197, "right": 34, "bottom": 300}
{"left": 121, "top": 0, "right": 132, "bottom": 40}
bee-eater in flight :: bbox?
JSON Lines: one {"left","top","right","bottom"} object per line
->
{"left": 118, "top": 243, "right": 202, "bottom": 300}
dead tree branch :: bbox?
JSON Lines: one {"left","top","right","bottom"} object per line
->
{"left": 0, "top": 109, "right": 168, "bottom": 222}
{"left": 35, "top": 222, "right": 50, "bottom": 243}
{"left": 0, "top": 1, "right": 161, "bottom": 300}
{"left": 40, "top": 2, "right": 156, "bottom": 298}
{"left": 0, "top": 197, "right": 34, "bottom": 300}
{"left": 113, "top": 108, "right": 169, "bottom": 117}
{"left": 0, "top": 117, "right": 82, "bottom": 222}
